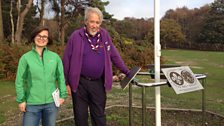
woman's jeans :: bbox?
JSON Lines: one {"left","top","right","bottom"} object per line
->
{"left": 22, "top": 102, "right": 58, "bottom": 126}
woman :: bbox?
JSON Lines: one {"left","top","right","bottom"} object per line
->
{"left": 15, "top": 26, "right": 67, "bottom": 126}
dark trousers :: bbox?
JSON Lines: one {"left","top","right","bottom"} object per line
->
{"left": 71, "top": 76, "right": 106, "bottom": 126}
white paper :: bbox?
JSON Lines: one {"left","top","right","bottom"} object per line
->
{"left": 52, "top": 88, "right": 60, "bottom": 107}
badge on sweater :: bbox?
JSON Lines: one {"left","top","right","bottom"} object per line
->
{"left": 107, "top": 45, "right": 110, "bottom": 51}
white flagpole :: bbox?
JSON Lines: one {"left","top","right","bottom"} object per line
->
{"left": 154, "top": 0, "right": 161, "bottom": 126}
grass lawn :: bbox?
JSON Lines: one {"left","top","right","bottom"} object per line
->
{"left": 161, "top": 49, "right": 224, "bottom": 115}
{"left": 0, "top": 81, "right": 18, "bottom": 124}
{"left": 0, "top": 49, "right": 224, "bottom": 125}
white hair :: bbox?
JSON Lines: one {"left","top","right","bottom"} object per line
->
{"left": 84, "top": 7, "right": 103, "bottom": 24}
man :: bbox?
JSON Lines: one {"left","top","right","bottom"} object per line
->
{"left": 63, "top": 7, "right": 129, "bottom": 126}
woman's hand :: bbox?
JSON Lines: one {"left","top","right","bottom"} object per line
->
{"left": 19, "top": 102, "right": 26, "bottom": 112}
{"left": 59, "top": 98, "right": 65, "bottom": 105}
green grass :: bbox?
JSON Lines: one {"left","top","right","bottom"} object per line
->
{"left": 57, "top": 106, "right": 224, "bottom": 126}
{"left": 161, "top": 49, "right": 224, "bottom": 114}
{"left": 106, "top": 106, "right": 224, "bottom": 126}
{"left": 106, "top": 49, "right": 224, "bottom": 125}
{"left": 109, "top": 49, "right": 224, "bottom": 116}
{"left": 0, "top": 81, "right": 18, "bottom": 124}
{"left": 1, "top": 49, "right": 224, "bottom": 125}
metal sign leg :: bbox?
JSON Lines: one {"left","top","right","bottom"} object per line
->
{"left": 142, "top": 86, "right": 146, "bottom": 126}
{"left": 202, "top": 78, "right": 206, "bottom": 126}
{"left": 129, "top": 83, "right": 133, "bottom": 126}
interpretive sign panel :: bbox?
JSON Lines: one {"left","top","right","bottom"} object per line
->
{"left": 162, "top": 66, "right": 203, "bottom": 94}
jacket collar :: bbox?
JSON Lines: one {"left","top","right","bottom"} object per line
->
{"left": 32, "top": 45, "right": 48, "bottom": 52}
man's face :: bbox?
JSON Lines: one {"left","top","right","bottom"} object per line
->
{"left": 85, "top": 12, "right": 101, "bottom": 36}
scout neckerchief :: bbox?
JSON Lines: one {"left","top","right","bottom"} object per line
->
{"left": 84, "top": 27, "right": 101, "bottom": 51}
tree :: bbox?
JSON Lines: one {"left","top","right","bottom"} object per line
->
{"left": 0, "top": 0, "right": 4, "bottom": 42}
{"left": 145, "top": 18, "right": 185, "bottom": 49}
{"left": 163, "top": 7, "right": 191, "bottom": 44}
{"left": 60, "top": 0, "right": 65, "bottom": 45}
{"left": 199, "top": 0, "right": 224, "bottom": 44}
{"left": 58, "top": 0, "right": 112, "bottom": 44}
{"left": 47, "top": 0, "right": 89, "bottom": 44}
{"left": 113, "top": 18, "right": 152, "bottom": 41}
{"left": 37, "top": 0, "right": 46, "bottom": 25}
{"left": 160, "top": 19, "right": 185, "bottom": 49}
{"left": 15, "top": 0, "right": 33, "bottom": 44}
{"left": 163, "top": 5, "right": 210, "bottom": 46}
{"left": 88, "top": 0, "right": 113, "bottom": 20}
{"left": 10, "top": 0, "right": 15, "bottom": 44}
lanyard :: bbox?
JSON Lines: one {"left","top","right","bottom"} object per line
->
{"left": 84, "top": 27, "right": 101, "bottom": 51}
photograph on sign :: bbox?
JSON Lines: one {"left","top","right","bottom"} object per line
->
{"left": 162, "top": 66, "right": 204, "bottom": 94}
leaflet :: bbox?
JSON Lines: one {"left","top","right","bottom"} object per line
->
{"left": 52, "top": 88, "right": 60, "bottom": 107}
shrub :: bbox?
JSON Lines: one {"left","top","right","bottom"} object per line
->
{"left": 0, "top": 43, "right": 156, "bottom": 80}
{"left": 0, "top": 44, "right": 30, "bottom": 80}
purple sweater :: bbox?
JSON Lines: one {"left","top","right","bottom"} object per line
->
{"left": 80, "top": 32, "right": 105, "bottom": 79}
{"left": 63, "top": 27, "right": 129, "bottom": 92}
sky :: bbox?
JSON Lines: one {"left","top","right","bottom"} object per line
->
{"left": 102, "top": 0, "right": 215, "bottom": 20}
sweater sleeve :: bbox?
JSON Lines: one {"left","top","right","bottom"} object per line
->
{"left": 108, "top": 35, "right": 130, "bottom": 75}
{"left": 56, "top": 55, "right": 68, "bottom": 99}
{"left": 15, "top": 56, "right": 28, "bottom": 103}
{"left": 62, "top": 34, "right": 74, "bottom": 85}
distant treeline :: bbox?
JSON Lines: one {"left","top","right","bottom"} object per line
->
{"left": 0, "top": 0, "right": 224, "bottom": 80}
{"left": 113, "top": 0, "right": 224, "bottom": 51}
{"left": 0, "top": 0, "right": 224, "bottom": 51}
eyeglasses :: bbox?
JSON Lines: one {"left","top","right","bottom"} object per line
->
{"left": 36, "top": 35, "right": 48, "bottom": 41}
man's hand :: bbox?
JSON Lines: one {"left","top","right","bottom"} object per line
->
{"left": 118, "top": 73, "right": 126, "bottom": 81}
{"left": 113, "top": 75, "right": 120, "bottom": 82}
{"left": 66, "top": 85, "right": 71, "bottom": 96}
{"left": 19, "top": 102, "right": 26, "bottom": 112}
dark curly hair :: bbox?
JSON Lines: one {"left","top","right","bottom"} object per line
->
{"left": 29, "top": 26, "right": 53, "bottom": 45}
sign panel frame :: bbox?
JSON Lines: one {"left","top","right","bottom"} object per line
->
{"left": 162, "top": 66, "right": 203, "bottom": 94}
{"left": 120, "top": 67, "right": 141, "bottom": 90}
